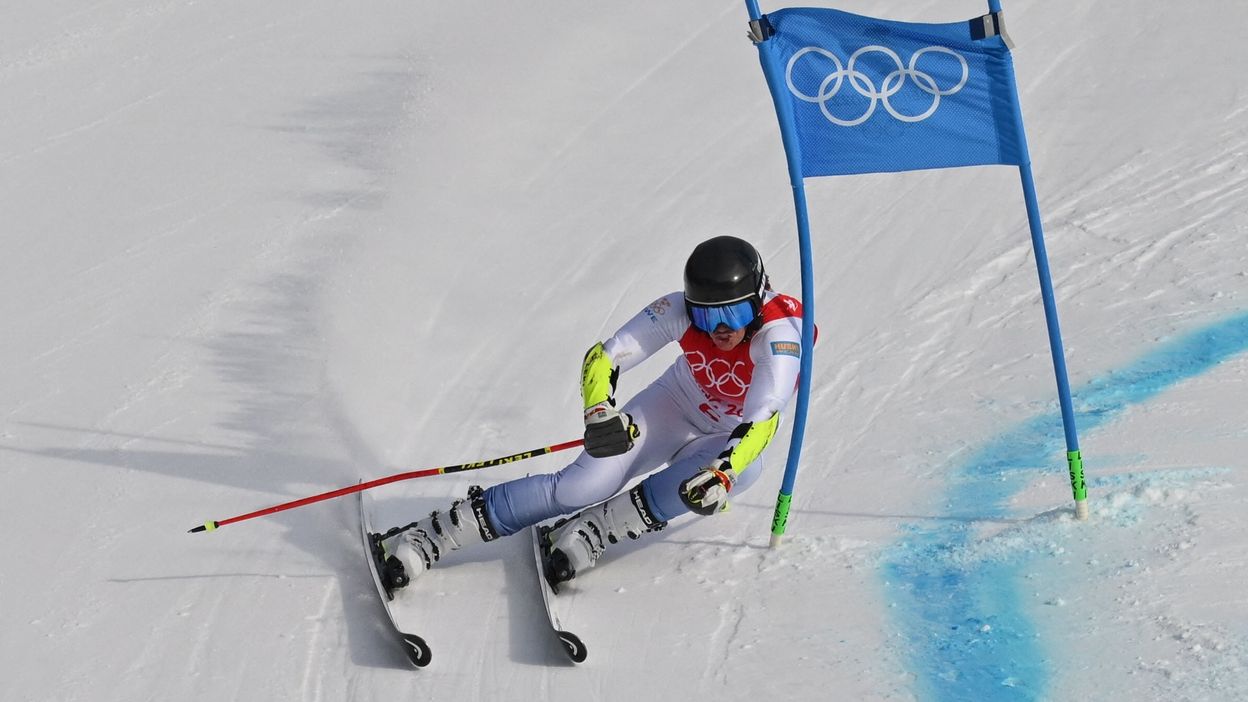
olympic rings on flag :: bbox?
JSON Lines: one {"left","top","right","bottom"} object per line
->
{"left": 785, "top": 45, "right": 969, "bottom": 126}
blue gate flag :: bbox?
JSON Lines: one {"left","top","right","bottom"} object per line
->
{"left": 759, "top": 7, "right": 1025, "bottom": 176}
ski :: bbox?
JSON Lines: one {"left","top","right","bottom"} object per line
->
{"left": 358, "top": 490, "right": 432, "bottom": 668}
{"left": 531, "top": 523, "right": 588, "bottom": 663}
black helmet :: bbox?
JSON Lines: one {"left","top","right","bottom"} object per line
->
{"left": 683, "top": 236, "right": 767, "bottom": 307}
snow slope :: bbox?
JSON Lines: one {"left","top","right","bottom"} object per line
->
{"left": 2, "top": 1, "right": 1245, "bottom": 700}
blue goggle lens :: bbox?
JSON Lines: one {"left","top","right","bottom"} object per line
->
{"left": 687, "top": 299, "right": 757, "bottom": 333}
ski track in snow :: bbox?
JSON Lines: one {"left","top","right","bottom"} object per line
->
{"left": 299, "top": 577, "right": 337, "bottom": 702}
{"left": 886, "top": 312, "right": 1248, "bottom": 701}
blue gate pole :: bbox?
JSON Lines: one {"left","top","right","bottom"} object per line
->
{"left": 746, "top": 0, "right": 818, "bottom": 546}
{"left": 991, "top": 0, "right": 1088, "bottom": 519}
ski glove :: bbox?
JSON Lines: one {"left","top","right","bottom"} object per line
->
{"left": 581, "top": 342, "right": 639, "bottom": 458}
{"left": 679, "top": 459, "right": 735, "bottom": 516}
{"left": 583, "top": 403, "right": 639, "bottom": 458}
{"left": 678, "top": 414, "right": 782, "bottom": 515}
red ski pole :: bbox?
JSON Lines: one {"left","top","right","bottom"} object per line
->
{"left": 188, "top": 438, "right": 584, "bottom": 533}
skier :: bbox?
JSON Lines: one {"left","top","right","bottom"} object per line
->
{"left": 379, "top": 235, "right": 808, "bottom": 589}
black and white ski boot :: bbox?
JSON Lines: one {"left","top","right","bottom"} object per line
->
{"left": 379, "top": 486, "right": 499, "bottom": 591}
{"left": 545, "top": 485, "right": 666, "bottom": 585}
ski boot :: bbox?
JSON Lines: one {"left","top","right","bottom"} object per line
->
{"left": 544, "top": 485, "right": 666, "bottom": 586}
{"left": 379, "top": 486, "right": 499, "bottom": 591}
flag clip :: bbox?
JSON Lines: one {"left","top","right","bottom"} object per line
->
{"left": 971, "top": 11, "right": 1015, "bottom": 49}
{"left": 747, "top": 17, "right": 774, "bottom": 44}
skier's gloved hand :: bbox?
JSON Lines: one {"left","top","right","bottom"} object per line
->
{"left": 583, "top": 403, "right": 639, "bottom": 458}
{"left": 679, "top": 459, "right": 736, "bottom": 515}
{"left": 580, "top": 341, "right": 638, "bottom": 458}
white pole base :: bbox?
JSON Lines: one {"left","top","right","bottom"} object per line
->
{"left": 769, "top": 533, "right": 783, "bottom": 549}
{"left": 1074, "top": 499, "right": 1089, "bottom": 521}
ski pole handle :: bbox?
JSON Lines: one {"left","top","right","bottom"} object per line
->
{"left": 188, "top": 438, "right": 584, "bottom": 533}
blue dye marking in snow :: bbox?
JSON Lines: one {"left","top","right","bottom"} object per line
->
{"left": 883, "top": 311, "right": 1248, "bottom": 701}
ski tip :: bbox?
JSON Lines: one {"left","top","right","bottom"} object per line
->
{"left": 402, "top": 634, "right": 433, "bottom": 667}
{"left": 188, "top": 521, "right": 218, "bottom": 534}
{"left": 558, "top": 631, "right": 587, "bottom": 663}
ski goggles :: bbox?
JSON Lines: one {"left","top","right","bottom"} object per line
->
{"left": 686, "top": 298, "right": 758, "bottom": 333}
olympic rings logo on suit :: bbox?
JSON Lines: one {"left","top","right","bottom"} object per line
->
{"left": 685, "top": 351, "right": 748, "bottom": 399}
{"left": 785, "top": 44, "right": 969, "bottom": 127}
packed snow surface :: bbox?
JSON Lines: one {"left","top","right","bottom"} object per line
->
{"left": 2, "top": 2, "right": 1245, "bottom": 700}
